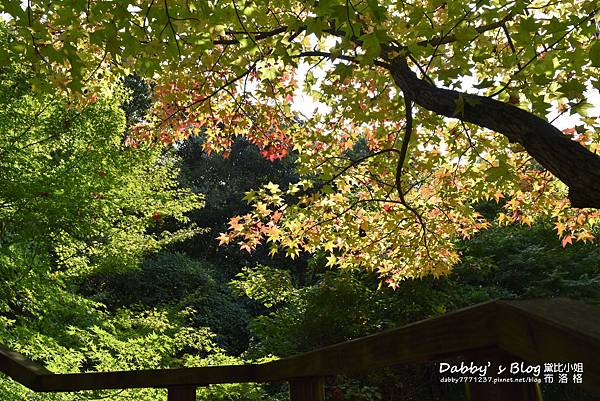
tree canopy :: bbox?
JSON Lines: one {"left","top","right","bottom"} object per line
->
{"left": 2, "top": 0, "right": 600, "bottom": 280}
{"left": 0, "top": 25, "right": 281, "bottom": 400}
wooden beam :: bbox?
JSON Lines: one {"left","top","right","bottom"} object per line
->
{"left": 1, "top": 299, "right": 598, "bottom": 397}
{"left": 36, "top": 364, "right": 259, "bottom": 392}
{"left": 257, "top": 300, "right": 499, "bottom": 380}
{"left": 289, "top": 377, "right": 324, "bottom": 401}
{"left": 495, "top": 299, "right": 600, "bottom": 396}
{"left": 168, "top": 385, "right": 196, "bottom": 401}
{"left": 26, "top": 300, "right": 501, "bottom": 391}
{"left": 0, "top": 347, "right": 51, "bottom": 391}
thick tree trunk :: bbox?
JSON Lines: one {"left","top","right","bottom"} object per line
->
{"left": 389, "top": 57, "right": 600, "bottom": 209}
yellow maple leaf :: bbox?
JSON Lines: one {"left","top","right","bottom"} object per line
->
{"left": 216, "top": 232, "right": 231, "bottom": 245}
{"left": 555, "top": 222, "right": 565, "bottom": 236}
{"left": 255, "top": 202, "right": 269, "bottom": 216}
{"left": 326, "top": 254, "right": 337, "bottom": 267}
{"left": 228, "top": 216, "right": 242, "bottom": 231}
{"left": 576, "top": 230, "right": 595, "bottom": 243}
{"left": 324, "top": 241, "right": 335, "bottom": 252}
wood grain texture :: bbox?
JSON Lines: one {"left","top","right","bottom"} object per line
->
{"left": 288, "top": 377, "right": 325, "bottom": 401}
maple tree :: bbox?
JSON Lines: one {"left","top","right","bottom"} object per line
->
{"left": 3, "top": 0, "right": 600, "bottom": 280}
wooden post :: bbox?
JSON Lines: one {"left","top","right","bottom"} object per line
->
{"left": 167, "top": 385, "right": 196, "bottom": 401}
{"left": 469, "top": 382, "right": 538, "bottom": 401}
{"left": 462, "top": 348, "right": 539, "bottom": 401}
{"left": 289, "top": 376, "right": 325, "bottom": 401}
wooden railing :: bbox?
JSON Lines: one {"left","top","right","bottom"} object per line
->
{"left": 2, "top": 298, "right": 600, "bottom": 400}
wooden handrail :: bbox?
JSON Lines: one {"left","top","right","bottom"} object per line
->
{"left": 2, "top": 298, "right": 600, "bottom": 399}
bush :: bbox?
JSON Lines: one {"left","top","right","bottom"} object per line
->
{"left": 82, "top": 252, "right": 251, "bottom": 354}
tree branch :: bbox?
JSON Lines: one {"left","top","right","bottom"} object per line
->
{"left": 292, "top": 51, "right": 359, "bottom": 64}
{"left": 418, "top": 9, "right": 515, "bottom": 48}
{"left": 160, "top": 60, "right": 258, "bottom": 123}
{"left": 395, "top": 94, "right": 431, "bottom": 253}
{"left": 389, "top": 57, "right": 600, "bottom": 208}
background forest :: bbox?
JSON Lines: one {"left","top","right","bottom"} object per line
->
{"left": 1, "top": 57, "right": 599, "bottom": 400}
{"left": 0, "top": 4, "right": 600, "bottom": 397}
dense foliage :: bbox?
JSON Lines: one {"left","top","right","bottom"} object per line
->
{"left": 232, "top": 222, "right": 600, "bottom": 400}
{"left": 174, "top": 135, "right": 300, "bottom": 275}
{"left": 3, "top": 0, "right": 600, "bottom": 281}
{"left": 1, "top": 2, "right": 600, "bottom": 400}
{"left": 83, "top": 252, "right": 252, "bottom": 354}
{"left": 0, "top": 27, "right": 270, "bottom": 400}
